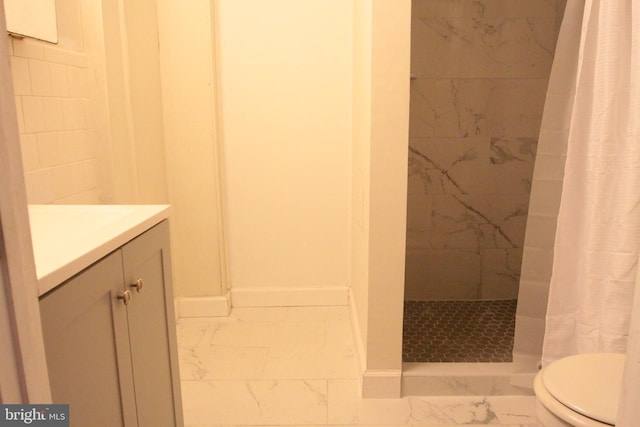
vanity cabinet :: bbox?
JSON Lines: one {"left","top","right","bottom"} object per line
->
{"left": 39, "top": 221, "right": 183, "bottom": 427}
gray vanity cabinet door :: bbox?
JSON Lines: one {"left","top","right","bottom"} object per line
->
{"left": 121, "top": 221, "right": 184, "bottom": 427}
{"left": 40, "top": 251, "right": 138, "bottom": 427}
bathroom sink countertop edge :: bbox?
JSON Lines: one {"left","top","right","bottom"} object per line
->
{"left": 29, "top": 204, "right": 171, "bottom": 296}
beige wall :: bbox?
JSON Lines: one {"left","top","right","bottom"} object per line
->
{"left": 350, "top": 0, "right": 411, "bottom": 397}
{"left": 116, "top": 0, "right": 168, "bottom": 204}
{"left": 367, "top": 0, "right": 410, "bottom": 368}
{"left": 156, "top": 0, "right": 227, "bottom": 298}
{"left": 215, "top": 0, "right": 352, "bottom": 294}
{"left": 351, "top": 0, "right": 373, "bottom": 372}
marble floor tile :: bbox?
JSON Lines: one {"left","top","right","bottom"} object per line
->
{"left": 328, "top": 379, "right": 411, "bottom": 425}
{"left": 328, "top": 379, "right": 537, "bottom": 426}
{"left": 262, "top": 319, "right": 358, "bottom": 379}
{"left": 180, "top": 345, "right": 270, "bottom": 380}
{"left": 178, "top": 306, "right": 540, "bottom": 427}
{"left": 178, "top": 306, "right": 357, "bottom": 381}
{"left": 181, "top": 379, "right": 327, "bottom": 426}
{"left": 184, "top": 425, "right": 538, "bottom": 427}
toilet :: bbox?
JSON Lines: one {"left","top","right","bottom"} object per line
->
{"left": 534, "top": 353, "right": 625, "bottom": 426}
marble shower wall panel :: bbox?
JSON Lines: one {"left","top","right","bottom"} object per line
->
{"left": 409, "top": 79, "right": 549, "bottom": 138}
{"left": 412, "top": 0, "right": 559, "bottom": 20}
{"left": 406, "top": 0, "right": 559, "bottom": 300}
{"left": 411, "top": 1, "right": 557, "bottom": 79}
{"left": 405, "top": 249, "right": 481, "bottom": 300}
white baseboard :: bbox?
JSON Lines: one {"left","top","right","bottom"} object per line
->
{"left": 362, "top": 369, "right": 402, "bottom": 398}
{"left": 176, "top": 293, "right": 231, "bottom": 318}
{"left": 348, "top": 288, "right": 402, "bottom": 398}
{"left": 230, "top": 286, "right": 349, "bottom": 307}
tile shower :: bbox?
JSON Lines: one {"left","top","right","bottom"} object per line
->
{"left": 404, "top": 0, "right": 565, "bottom": 363}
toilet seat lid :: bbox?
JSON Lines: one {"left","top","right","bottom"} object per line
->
{"left": 542, "top": 353, "right": 625, "bottom": 425}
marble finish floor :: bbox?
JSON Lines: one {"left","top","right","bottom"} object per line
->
{"left": 403, "top": 300, "right": 517, "bottom": 363}
{"left": 177, "top": 306, "right": 539, "bottom": 427}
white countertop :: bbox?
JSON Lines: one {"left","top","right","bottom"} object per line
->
{"left": 29, "top": 204, "right": 171, "bottom": 296}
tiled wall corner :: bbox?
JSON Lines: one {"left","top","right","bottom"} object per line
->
{"left": 9, "top": 38, "right": 100, "bottom": 205}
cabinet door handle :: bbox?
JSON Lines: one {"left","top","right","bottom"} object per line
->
{"left": 118, "top": 290, "right": 132, "bottom": 305}
{"left": 130, "top": 278, "right": 144, "bottom": 293}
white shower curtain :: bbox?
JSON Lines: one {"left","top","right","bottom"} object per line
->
{"left": 542, "top": 0, "right": 640, "bottom": 365}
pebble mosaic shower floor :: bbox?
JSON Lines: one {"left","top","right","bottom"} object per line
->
{"left": 402, "top": 299, "right": 517, "bottom": 363}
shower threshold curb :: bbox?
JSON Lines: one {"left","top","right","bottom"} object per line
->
{"left": 402, "top": 362, "right": 535, "bottom": 397}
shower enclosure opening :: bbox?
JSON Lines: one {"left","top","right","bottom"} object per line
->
{"left": 403, "top": 0, "right": 566, "bottom": 364}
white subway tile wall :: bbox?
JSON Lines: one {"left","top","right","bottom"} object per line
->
{"left": 9, "top": 37, "right": 100, "bottom": 204}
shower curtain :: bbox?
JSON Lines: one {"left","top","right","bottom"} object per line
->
{"left": 541, "top": 0, "right": 640, "bottom": 365}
